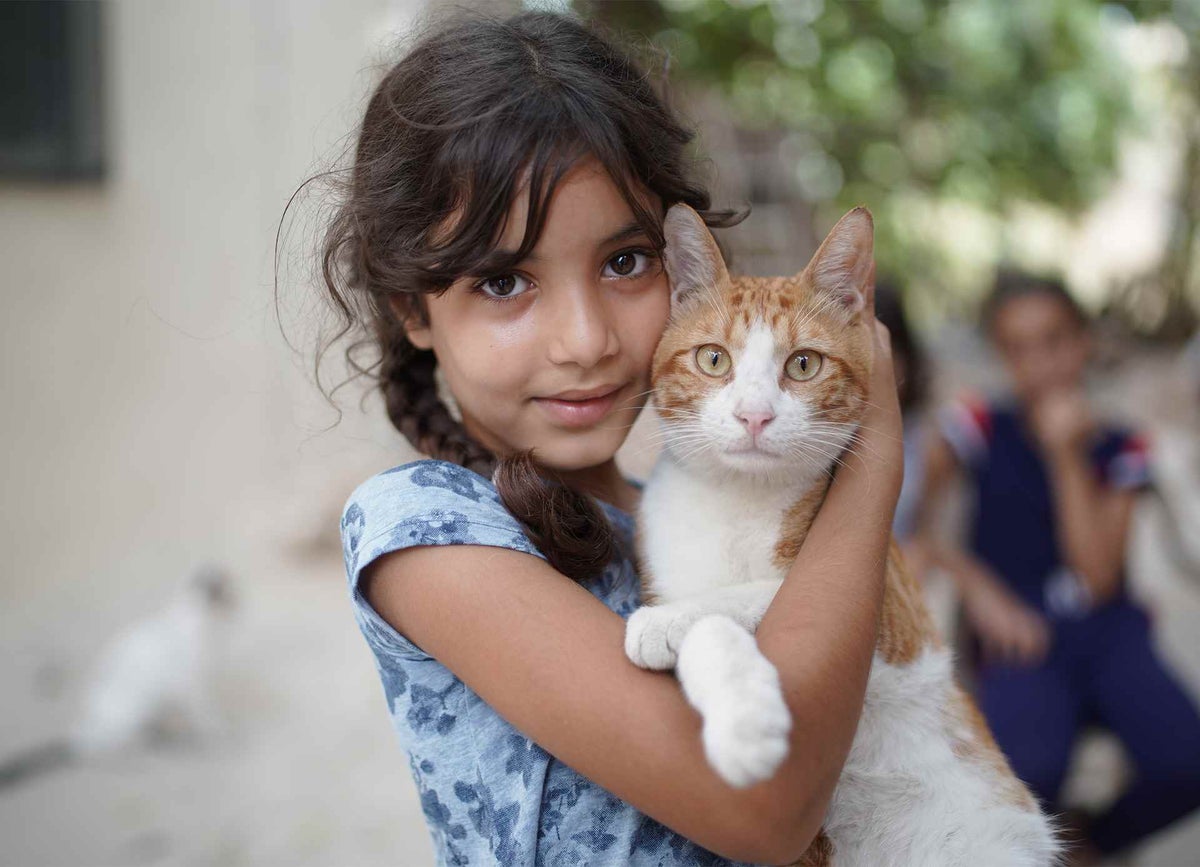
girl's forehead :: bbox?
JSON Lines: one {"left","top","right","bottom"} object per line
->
{"left": 992, "top": 293, "right": 1081, "bottom": 339}
{"left": 496, "top": 158, "right": 656, "bottom": 251}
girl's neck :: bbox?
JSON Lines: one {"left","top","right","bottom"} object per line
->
{"left": 557, "top": 458, "right": 640, "bottom": 514}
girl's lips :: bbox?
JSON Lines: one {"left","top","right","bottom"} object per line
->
{"left": 533, "top": 385, "right": 624, "bottom": 428}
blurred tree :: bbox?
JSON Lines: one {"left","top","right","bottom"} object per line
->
{"left": 1104, "top": 0, "right": 1199, "bottom": 339}
{"left": 584, "top": 0, "right": 1198, "bottom": 336}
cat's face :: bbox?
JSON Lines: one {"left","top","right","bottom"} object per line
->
{"left": 651, "top": 205, "right": 875, "bottom": 482}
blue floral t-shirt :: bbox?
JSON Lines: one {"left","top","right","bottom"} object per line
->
{"left": 341, "top": 459, "right": 751, "bottom": 867}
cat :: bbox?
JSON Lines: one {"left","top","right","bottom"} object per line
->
{"left": 0, "top": 564, "right": 234, "bottom": 790}
{"left": 624, "top": 204, "right": 1058, "bottom": 866}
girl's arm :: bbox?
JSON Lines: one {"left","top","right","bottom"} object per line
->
{"left": 911, "top": 430, "right": 1050, "bottom": 666}
{"left": 1029, "top": 391, "right": 1136, "bottom": 604}
{"left": 364, "top": 321, "right": 900, "bottom": 866}
{"left": 1042, "top": 446, "right": 1135, "bottom": 604}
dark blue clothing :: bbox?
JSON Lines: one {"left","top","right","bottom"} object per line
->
{"left": 941, "top": 398, "right": 1149, "bottom": 616}
{"left": 941, "top": 396, "right": 1200, "bottom": 854}
{"left": 979, "top": 602, "right": 1200, "bottom": 854}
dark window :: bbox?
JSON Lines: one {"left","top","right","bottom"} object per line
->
{"left": 0, "top": 1, "right": 106, "bottom": 180}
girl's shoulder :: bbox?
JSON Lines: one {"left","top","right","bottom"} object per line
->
{"left": 1092, "top": 427, "right": 1152, "bottom": 492}
{"left": 936, "top": 390, "right": 1001, "bottom": 468}
{"left": 341, "top": 458, "right": 547, "bottom": 570}
{"left": 340, "top": 459, "right": 547, "bottom": 662}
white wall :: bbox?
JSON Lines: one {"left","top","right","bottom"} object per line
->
{"left": 0, "top": 0, "right": 420, "bottom": 628}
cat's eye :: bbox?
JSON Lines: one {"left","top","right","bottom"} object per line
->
{"left": 695, "top": 344, "right": 731, "bottom": 377}
{"left": 785, "top": 350, "right": 823, "bottom": 382}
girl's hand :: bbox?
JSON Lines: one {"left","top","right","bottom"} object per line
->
{"left": 959, "top": 562, "right": 1052, "bottom": 667}
{"left": 1029, "top": 388, "right": 1092, "bottom": 457}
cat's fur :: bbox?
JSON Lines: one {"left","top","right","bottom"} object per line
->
{"left": 626, "top": 205, "right": 1058, "bottom": 866}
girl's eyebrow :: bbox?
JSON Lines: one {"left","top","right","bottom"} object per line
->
{"left": 469, "top": 220, "right": 651, "bottom": 277}
{"left": 600, "top": 220, "right": 648, "bottom": 247}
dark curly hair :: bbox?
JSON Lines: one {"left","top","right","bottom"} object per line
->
{"left": 314, "top": 10, "right": 739, "bottom": 583}
{"left": 982, "top": 269, "right": 1087, "bottom": 336}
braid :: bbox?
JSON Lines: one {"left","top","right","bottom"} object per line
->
{"left": 379, "top": 327, "right": 494, "bottom": 477}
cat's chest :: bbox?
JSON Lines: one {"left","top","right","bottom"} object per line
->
{"left": 639, "top": 461, "right": 800, "bottom": 600}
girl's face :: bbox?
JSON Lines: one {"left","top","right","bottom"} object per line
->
{"left": 405, "top": 158, "right": 670, "bottom": 471}
{"left": 990, "top": 293, "right": 1089, "bottom": 402}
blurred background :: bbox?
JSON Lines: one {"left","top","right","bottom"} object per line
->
{"left": 1, "top": 1, "right": 1198, "bottom": 865}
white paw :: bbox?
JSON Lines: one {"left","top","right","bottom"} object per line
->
{"left": 625, "top": 605, "right": 693, "bottom": 670}
{"left": 702, "top": 658, "right": 792, "bottom": 788}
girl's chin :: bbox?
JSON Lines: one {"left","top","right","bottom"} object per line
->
{"left": 523, "top": 428, "right": 626, "bottom": 473}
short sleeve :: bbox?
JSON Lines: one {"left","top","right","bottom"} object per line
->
{"left": 1101, "top": 432, "right": 1152, "bottom": 492}
{"left": 937, "top": 393, "right": 993, "bottom": 469}
{"left": 340, "top": 459, "right": 547, "bottom": 660}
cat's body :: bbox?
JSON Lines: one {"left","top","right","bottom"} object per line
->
{"left": 626, "top": 205, "right": 1057, "bottom": 866}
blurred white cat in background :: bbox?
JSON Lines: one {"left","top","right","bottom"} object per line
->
{"left": 1, "top": 564, "right": 235, "bottom": 788}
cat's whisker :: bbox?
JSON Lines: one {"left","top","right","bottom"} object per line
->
{"left": 790, "top": 289, "right": 845, "bottom": 335}
{"left": 798, "top": 427, "right": 887, "bottom": 463}
{"left": 789, "top": 441, "right": 854, "bottom": 476}
{"left": 802, "top": 415, "right": 896, "bottom": 441}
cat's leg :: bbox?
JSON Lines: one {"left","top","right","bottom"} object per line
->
{"left": 675, "top": 614, "right": 791, "bottom": 788}
{"left": 625, "top": 580, "right": 781, "bottom": 670}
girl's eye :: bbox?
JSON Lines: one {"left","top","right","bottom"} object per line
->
{"left": 604, "top": 250, "right": 654, "bottom": 279}
{"left": 474, "top": 273, "right": 530, "bottom": 300}
{"left": 695, "top": 344, "right": 732, "bottom": 377}
{"left": 785, "top": 350, "right": 823, "bottom": 382}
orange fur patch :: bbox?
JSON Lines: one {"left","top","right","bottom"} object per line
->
{"left": 877, "top": 541, "right": 938, "bottom": 665}
{"left": 950, "top": 689, "right": 1038, "bottom": 811}
{"left": 792, "top": 830, "right": 835, "bottom": 866}
{"left": 772, "top": 480, "right": 831, "bottom": 571}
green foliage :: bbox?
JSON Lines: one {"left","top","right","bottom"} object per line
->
{"left": 587, "top": 0, "right": 1163, "bottom": 314}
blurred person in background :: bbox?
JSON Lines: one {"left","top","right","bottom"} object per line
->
{"left": 913, "top": 271, "right": 1200, "bottom": 863}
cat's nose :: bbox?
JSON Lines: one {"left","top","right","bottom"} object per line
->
{"left": 736, "top": 411, "right": 775, "bottom": 438}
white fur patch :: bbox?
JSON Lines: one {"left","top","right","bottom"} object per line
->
{"left": 825, "top": 648, "right": 1058, "bottom": 866}
{"left": 675, "top": 615, "right": 792, "bottom": 788}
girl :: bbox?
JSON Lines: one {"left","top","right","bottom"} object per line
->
{"left": 914, "top": 272, "right": 1200, "bottom": 862}
{"left": 326, "top": 12, "right": 902, "bottom": 865}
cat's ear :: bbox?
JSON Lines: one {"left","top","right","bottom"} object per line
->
{"left": 663, "top": 203, "right": 730, "bottom": 312}
{"left": 805, "top": 207, "right": 875, "bottom": 318}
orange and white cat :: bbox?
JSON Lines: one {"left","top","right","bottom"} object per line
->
{"left": 625, "top": 204, "right": 1058, "bottom": 866}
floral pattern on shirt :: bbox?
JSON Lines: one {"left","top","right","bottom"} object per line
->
{"left": 343, "top": 460, "right": 754, "bottom": 866}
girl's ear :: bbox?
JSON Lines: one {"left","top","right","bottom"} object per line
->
{"left": 804, "top": 207, "right": 875, "bottom": 319}
{"left": 663, "top": 203, "right": 730, "bottom": 313}
{"left": 390, "top": 297, "right": 433, "bottom": 350}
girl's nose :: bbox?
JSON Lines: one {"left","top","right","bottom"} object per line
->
{"left": 546, "top": 284, "right": 620, "bottom": 369}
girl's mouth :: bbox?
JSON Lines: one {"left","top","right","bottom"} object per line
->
{"left": 533, "top": 384, "right": 624, "bottom": 428}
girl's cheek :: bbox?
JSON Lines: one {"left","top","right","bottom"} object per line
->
{"left": 485, "top": 317, "right": 536, "bottom": 352}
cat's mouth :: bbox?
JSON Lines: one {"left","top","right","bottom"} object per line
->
{"left": 724, "top": 442, "right": 782, "bottom": 458}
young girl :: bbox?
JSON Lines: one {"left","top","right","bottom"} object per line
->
{"left": 326, "top": 12, "right": 902, "bottom": 865}
{"left": 915, "top": 272, "right": 1200, "bottom": 861}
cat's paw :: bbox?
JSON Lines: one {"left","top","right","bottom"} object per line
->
{"left": 625, "top": 605, "right": 692, "bottom": 670}
{"left": 701, "top": 655, "right": 792, "bottom": 788}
